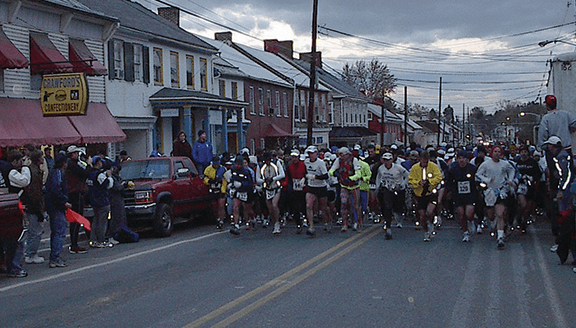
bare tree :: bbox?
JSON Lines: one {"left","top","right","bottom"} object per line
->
{"left": 342, "top": 59, "right": 397, "bottom": 99}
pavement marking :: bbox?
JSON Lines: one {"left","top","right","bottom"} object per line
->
{"left": 511, "top": 242, "right": 534, "bottom": 327}
{"left": 182, "top": 226, "right": 380, "bottom": 328}
{"left": 0, "top": 231, "right": 227, "bottom": 293}
{"left": 530, "top": 226, "right": 568, "bottom": 328}
{"left": 448, "top": 241, "right": 481, "bottom": 328}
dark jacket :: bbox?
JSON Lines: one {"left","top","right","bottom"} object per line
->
{"left": 66, "top": 158, "right": 89, "bottom": 194}
{"left": 192, "top": 140, "right": 213, "bottom": 167}
{"left": 22, "top": 163, "right": 44, "bottom": 216}
{"left": 173, "top": 139, "right": 192, "bottom": 159}
{"left": 87, "top": 169, "right": 112, "bottom": 208}
{"left": 45, "top": 168, "right": 68, "bottom": 213}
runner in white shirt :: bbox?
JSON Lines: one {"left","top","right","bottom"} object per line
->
{"left": 256, "top": 151, "right": 285, "bottom": 235}
{"left": 375, "top": 151, "right": 409, "bottom": 239}
{"left": 304, "top": 146, "right": 332, "bottom": 236}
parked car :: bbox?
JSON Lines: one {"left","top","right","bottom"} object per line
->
{"left": 120, "top": 156, "right": 216, "bottom": 237}
{"left": 0, "top": 191, "right": 25, "bottom": 243}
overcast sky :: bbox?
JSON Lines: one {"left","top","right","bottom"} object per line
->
{"left": 140, "top": 0, "right": 576, "bottom": 118}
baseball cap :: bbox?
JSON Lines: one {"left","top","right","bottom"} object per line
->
{"left": 337, "top": 147, "right": 351, "bottom": 155}
{"left": 290, "top": 149, "right": 300, "bottom": 156}
{"left": 305, "top": 145, "right": 318, "bottom": 153}
{"left": 67, "top": 145, "right": 82, "bottom": 153}
{"left": 390, "top": 144, "right": 398, "bottom": 150}
{"left": 545, "top": 95, "right": 557, "bottom": 107}
{"left": 353, "top": 144, "right": 362, "bottom": 151}
{"left": 543, "top": 136, "right": 562, "bottom": 146}
{"left": 409, "top": 150, "right": 419, "bottom": 157}
{"left": 382, "top": 152, "right": 393, "bottom": 160}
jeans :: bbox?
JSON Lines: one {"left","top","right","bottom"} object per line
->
{"left": 25, "top": 212, "right": 44, "bottom": 258}
{"left": 49, "top": 210, "right": 67, "bottom": 262}
{"left": 91, "top": 205, "right": 110, "bottom": 243}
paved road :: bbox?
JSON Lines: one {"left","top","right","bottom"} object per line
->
{"left": 1, "top": 218, "right": 573, "bottom": 328}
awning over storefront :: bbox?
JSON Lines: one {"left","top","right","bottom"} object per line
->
{"left": 263, "top": 123, "right": 296, "bottom": 137}
{"left": 69, "top": 39, "right": 107, "bottom": 76}
{"left": 29, "top": 32, "right": 73, "bottom": 75}
{"left": 0, "top": 98, "right": 81, "bottom": 147}
{"left": 68, "top": 103, "right": 126, "bottom": 144}
{"left": 0, "top": 28, "right": 29, "bottom": 69}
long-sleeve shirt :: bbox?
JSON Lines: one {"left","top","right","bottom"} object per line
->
{"left": 45, "top": 168, "right": 68, "bottom": 213}
{"left": 475, "top": 157, "right": 516, "bottom": 193}
{"left": 538, "top": 109, "right": 576, "bottom": 149}
{"left": 256, "top": 160, "right": 286, "bottom": 189}
{"left": 329, "top": 157, "right": 362, "bottom": 190}
{"left": 375, "top": 163, "right": 409, "bottom": 191}
{"left": 408, "top": 161, "right": 442, "bottom": 197}
{"left": 358, "top": 159, "right": 372, "bottom": 192}
{"left": 8, "top": 166, "right": 31, "bottom": 197}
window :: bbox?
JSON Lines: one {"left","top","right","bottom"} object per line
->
{"left": 258, "top": 88, "right": 264, "bottom": 115}
{"left": 283, "top": 92, "right": 288, "bottom": 117}
{"left": 260, "top": 138, "right": 265, "bottom": 149}
{"left": 250, "top": 139, "right": 255, "bottom": 154}
{"left": 300, "top": 90, "right": 307, "bottom": 121}
{"left": 0, "top": 70, "right": 4, "bottom": 92}
{"left": 317, "top": 137, "right": 323, "bottom": 144}
{"left": 329, "top": 102, "right": 334, "bottom": 124}
{"left": 134, "top": 44, "right": 142, "bottom": 81}
{"left": 186, "top": 55, "right": 194, "bottom": 89}
{"left": 170, "top": 51, "right": 179, "bottom": 87}
{"left": 249, "top": 86, "right": 255, "bottom": 114}
{"left": 114, "top": 40, "right": 124, "bottom": 80}
{"left": 267, "top": 90, "right": 272, "bottom": 115}
{"left": 368, "top": 112, "right": 373, "bottom": 120}
{"left": 219, "top": 80, "right": 226, "bottom": 97}
{"left": 294, "top": 91, "right": 300, "bottom": 120}
{"left": 231, "top": 82, "right": 238, "bottom": 100}
{"left": 153, "top": 47, "right": 163, "bottom": 85}
{"left": 275, "top": 91, "right": 281, "bottom": 117}
{"left": 199, "top": 58, "right": 207, "bottom": 91}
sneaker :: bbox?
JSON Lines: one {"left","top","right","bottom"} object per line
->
{"left": 551, "top": 244, "right": 559, "bottom": 252}
{"left": 385, "top": 229, "right": 393, "bottom": 240}
{"left": 49, "top": 259, "right": 67, "bottom": 268}
{"left": 230, "top": 224, "right": 241, "bottom": 235}
{"left": 25, "top": 255, "right": 45, "bottom": 264}
{"left": 476, "top": 224, "right": 483, "bottom": 234}
{"left": 89, "top": 241, "right": 106, "bottom": 248}
{"left": 273, "top": 222, "right": 281, "bottom": 234}
{"left": 216, "top": 220, "right": 223, "bottom": 229}
{"left": 262, "top": 219, "right": 270, "bottom": 228}
{"left": 497, "top": 237, "right": 505, "bottom": 249}
{"left": 107, "top": 237, "right": 120, "bottom": 245}
{"left": 296, "top": 225, "right": 303, "bottom": 234}
{"left": 462, "top": 231, "right": 470, "bottom": 243}
{"left": 423, "top": 232, "right": 432, "bottom": 242}
{"left": 341, "top": 225, "right": 348, "bottom": 233}
{"left": 353, "top": 223, "right": 358, "bottom": 231}
{"left": 396, "top": 221, "right": 403, "bottom": 229}
{"left": 306, "top": 227, "right": 316, "bottom": 236}
{"left": 8, "top": 269, "right": 28, "bottom": 278}
{"left": 69, "top": 246, "right": 88, "bottom": 254}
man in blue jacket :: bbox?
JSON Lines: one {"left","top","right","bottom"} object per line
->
{"left": 45, "top": 153, "right": 71, "bottom": 268}
{"left": 192, "top": 130, "right": 213, "bottom": 177}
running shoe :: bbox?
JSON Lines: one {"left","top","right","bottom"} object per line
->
{"left": 423, "top": 232, "right": 432, "bottom": 242}
{"left": 229, "top": 225, "right": 241, "bottom": 235}
{"left": 476, "top": 224, "right": 483, "bottom": 234}
{"left": 306, "top": 227, "right": 316, "bottom": 236}
{"left": 273, "top": 222, "right": 281, "bottom": 234}
{"left": 385, "top": 229, "right": 393, "bottom": 240}
{"left": 89, "top": 241, "right": 106, "bottom": 248}
{"left": 551, "top": 244, "right": 559, "bottom": 252}
{"left": 341, "top": 225, "right": 348, "bottom": 232}
{"left": 69, "top": 246, "right": 88, "bottom": 254}
{"left": 353, "top": 223, "right": 358, "bottom": 231}
{"left": 25, "top": 255, "right": 45, "bottom": 264}
{"left": 49, "top": 259, "right": 67, "bottom": 268}
{"left": 8, "top": 269, "right": 28, "bottom": 278}
{"left": 497, "top": 237, "right": 505, "bottom": 249}
{"left": 296, "top": 225, "right": 303, "bottom": 234}
{"left": 462, "top": 231, "right": 470, "bottom": 243}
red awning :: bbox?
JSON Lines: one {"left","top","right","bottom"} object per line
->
{"left": 29, "top": 32, "right": 73, "bottom": 75}
{"left": 67, "top": 103, "right": 126, "bottom": 144}
{"left": 69, "top": 39, "right": 107, "bottom": 76}
{"left": 0, "top": 98, "right": 81, "bottom": 147}
{"left": 263, "top": 123, "right": 296, "bottom": 137}
{"left": 0, "top": 28, "right": 29, "bottom": 69}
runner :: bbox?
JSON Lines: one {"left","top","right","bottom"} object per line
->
{"left": 203, "top": 157, "right": 227, "bottom": 229}
{"left": 446, "top": 150, "right": 477, "bottom": 242}
{"left": 375, "top": 151, "right": 409, "bottom": 239}
{"left": 229, "top": 157, "right": 255, "bottom": 235}
{"left": 256, "top": 151, "right": 285, "bottom": 235}
{"left": 330, "top": 147, "right": 362, "bottom": 232}
{"left": 514, "top": 146, "right": 542, "bottom": 233}
{"left": 475, "top": 146, "right": 516, "bottom": 249}
{"left": 304, "top": 146, "right": 333, "bottom": 236}
{"left": 408, "top": 150, "right": 443, "bottom": 242}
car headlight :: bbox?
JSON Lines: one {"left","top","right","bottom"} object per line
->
{"left": 135, "top": 191, "right": 153, "bottom": 204}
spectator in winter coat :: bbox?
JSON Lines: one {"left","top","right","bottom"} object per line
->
{"left": 45, "top": 153, "right": 71, "bottom": 268}
{"left": 172, "top": 131, "right": 192, "bottom": 159}
{"left": 192, "top": 130, "right": 213, "bottom": 177}
{"left": 87, "top": 156, "right": 113, "bottom": 248}
{"left": 23, "top": 150, "right": 47, "bottom": 265}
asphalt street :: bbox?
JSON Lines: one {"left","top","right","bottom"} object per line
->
{"left": 1, "top": 217, "right": 574, "bottom": 328}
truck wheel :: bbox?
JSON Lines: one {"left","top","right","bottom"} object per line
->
{"left": 153, "top": 203, "right": 173, "bottom": 237}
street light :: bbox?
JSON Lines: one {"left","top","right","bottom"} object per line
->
{"left": 538, "top": 39, "right": 576, "bottom": 47}
{"left": 519, "top": 112, "right": 542, "bottom": 119}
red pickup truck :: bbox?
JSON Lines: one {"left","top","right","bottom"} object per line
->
{"left": 120, "top": 157, "right": 216, "bottom": 237}
{"left": 0, "top": 191, "right": 25, "bottom": 243}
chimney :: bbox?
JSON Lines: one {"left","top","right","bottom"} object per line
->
{"left": 215, "top": 32, "right": 232, "bottom": 42}
{"left": 299, "top": 52, "right": 322, "bottom": 68}
{"left": 158, "top": 7, "right": 180, "bottom": 27}
{"left": 264, "top": 39, "right": 293, "bottom": 59}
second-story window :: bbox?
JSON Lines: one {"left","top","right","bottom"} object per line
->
{"left": 170, "top": 51, "right": 179, "bottom": 87}
{"left": 249, "top": 86, "right": 255, "bottom": 114}
{"left": 134, "top": 44, "right": 142, "bottom": 81}
{"left": 186, "top": 55, "right": 194, "bottom": 89}
{"left": 200, "top": 58, "right": 207, "bottom": 91}
{"left": 114, "top": 40, "right": 124, "bottom": 80}
{"left": 258, "top": 88, "right": 264, "bottom": 115}
{"left": 267, "top": 90, "right": 272, "bottom": 116}
{"left": 219, "top": 80, "right": 226, "bottom": 97}
{"left": 283, "top": 92, "right": 288, "bottom": 117}
{"left": 231, "top": 81, "right": 238, "bottom": 100}
{"left": 275, "top": 91, "right": 281, "bottom": 117}
{"left": 153, "top": 47, "right": 163, "bottom": 85}
{"left": 300, "top": 90, "right": 307, "bottom": 122}
{"left": 329, "top": 102, "right": 334, "bottom": 124}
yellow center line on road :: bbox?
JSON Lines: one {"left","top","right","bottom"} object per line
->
{"left": 183, "top": 226, "right": 381, "bottom": 328}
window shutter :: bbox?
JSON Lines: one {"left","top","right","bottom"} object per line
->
{"left": 107, "top": 40, "right": 115, "bottom": 80}
{"left": 142, "top": 46, "right": 150, "bottom": 84}
{"left": 124, "top": 43, "right": 135, "bottom": 82}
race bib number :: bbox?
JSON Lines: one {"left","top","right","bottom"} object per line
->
{"left": 293, "top": 179, "right": 304, "bottom": 191}
{"left": 458, "top": 181, "right": 471, "bottom": 194}
{"left": 369, "top": 183, "right": 377, "bottom": 190}
{"left": 210, "top": 182, "right": 222, "bottom": 193}
{"left": 236, "top": 191, "right": 248, "bottom": 202}
{"left": 266, "top": 189, "right": 276, "bottom": 200}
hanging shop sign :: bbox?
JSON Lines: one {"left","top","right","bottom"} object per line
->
{"left": 40, "top": 73, "right": 88, "bottom": 116}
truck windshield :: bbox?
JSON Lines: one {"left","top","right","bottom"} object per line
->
{"left": 121, "top": 160, "right": 170, "bottom": 180}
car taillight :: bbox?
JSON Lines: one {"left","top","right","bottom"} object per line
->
{"left": 134, "top": 191, "right": 153, "bottom": 204}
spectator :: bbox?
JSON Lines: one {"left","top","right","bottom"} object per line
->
{"left": 173, "top": 131, "right": 192, "bottom": 159}
{"left": 23, "top": 150, "right": 46, "bottom": 265}
{"left": 118, "top": 150, "right": 132, "bottom": 163}
{"left": 44, "top": 146, "right": 54, "bottom": 171}
{"left": 45, "top": 153, "right": 70, "bottom": 268}
{"left": 65, "top": 145, "right": 90, "bottom": 254}
{"left": 192, "top": 129, "right": 213, "bottom": 176}
{"left": 107, "top": 164, "right": 126, "bottom": 245}
{"left": 87, "top": 156, "right": 113, "bottom": 248}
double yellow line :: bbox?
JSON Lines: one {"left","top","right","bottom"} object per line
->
{"left": 184, "top": 225, "right": 381, "bottom": 328}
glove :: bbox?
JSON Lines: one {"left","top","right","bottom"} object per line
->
{"left": 233, "top": 181, "right": 242, "bottom": 189}
{"left": 306, "top": 174, "right": 315, "bottom": 181}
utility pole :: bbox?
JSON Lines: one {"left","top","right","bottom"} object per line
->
{"left": 404, "top": 86, "right": 408, "bottom": 146}
{"left": 307, "top": 0, "right": 318, "bottom": 146}
{"left": 437, "top": 77, "right": 442, "bottom": 146}
{"left": 380, "top": 99, "right": 385, "bottom": 147}
{"left": 462, "top": 103, "right": 465, "bottom": 143}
